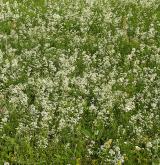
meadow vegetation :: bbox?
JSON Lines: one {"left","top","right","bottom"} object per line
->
{"left": 0, "top": 0, "right": 160, "bottom": 164}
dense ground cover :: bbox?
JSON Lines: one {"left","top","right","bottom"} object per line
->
{"left": 0, "top": 0, "right": 160, "bottom": 164}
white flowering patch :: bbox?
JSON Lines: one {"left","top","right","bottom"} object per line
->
{"left": 0, "top": 0, "right": 160, "bottom": 164}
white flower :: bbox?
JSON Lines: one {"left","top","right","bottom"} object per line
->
{"left": 135, "top": 146, "right": 141, "bottom": 151}
{"left": 2, "top": 117, "right": 8, "bottom": 123}
{"left": 146, "top": 142, "right": 152, "bottom": 148}
{"left": 124, "top": 98, "right": 135, "bottom": 112}
{"left": 4, "top": 162, "right": 9, "bottom": 165}
{"left": 109, "top": 149, "right": 115, "bottom": 156}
